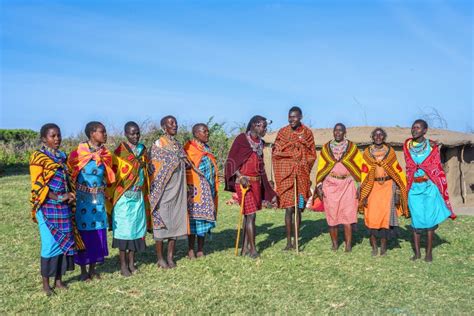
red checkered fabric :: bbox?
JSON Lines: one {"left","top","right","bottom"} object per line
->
{"left": 272, "top": 124, "right": 316, "bottom": 208}
{"left": 235, "top": 181, "right": 262, "bottom": 215}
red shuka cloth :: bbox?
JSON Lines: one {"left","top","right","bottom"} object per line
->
{"left": 272, "top": 124, "right": 316, "bottom": 208}
{"left": 224, "top": 133, "right": 276, "bottom": 203}
{"left": 235, "top": 152, "right": 262, "bottom": 214}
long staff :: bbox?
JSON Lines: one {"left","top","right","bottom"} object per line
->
{"left": 235, "top": 185, "right": 249, "bottom": 256}
{"left": 294, "top": 176, "right": 299, "bottom": 254}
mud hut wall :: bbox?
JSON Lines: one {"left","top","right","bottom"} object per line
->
{"left": 459, "top": 146, "right": 474, "bottom": 205}
{"left": 442, "top": 146, "right": 474, "bottom": 207}
{"left": 444, "top": 148, "right": 463, "bottom": 206}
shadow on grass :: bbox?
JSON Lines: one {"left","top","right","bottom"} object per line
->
{"left": 92, "top": 229, "right": 242, "bottom": 275}
{"left": 355, "top": 223, "right": 449, "bottom": 253}
{"left": 255, "top": 218, "right": 330, "bottom": 252}
{"left": 102, "top": 221, "right": 321, "bottom": 269}
{"left": 73, "top": 220, "right": 449, "bottom": 278}
{"left": 69, "top": 242, "right": 163, "bottom": 279}
{"left": 309, "top": 218, "right": 367, "bottom": 251}
{"left": 400, "top": 224, "right": 449, "bottom": 252}
{"left": 0, "top": 163, "right": 29, "bottom": 177}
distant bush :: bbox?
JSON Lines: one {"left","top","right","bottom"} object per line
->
{"left": 0, "top": 120, "right": 239, "bottom": 177}
{"left": 207, "top": 117, "right": 234, "bottom": 178}
{"left": 0, "top": 129, "right": 40, "bottom": 170}
{"left": 140, "top": 117, "right": 233, "bottom": 178}
{"left": 0, "top": 129, "right": 38, "bottom": 143}
{"left": 0, "top": 142, "right": 36, "bottom": 166}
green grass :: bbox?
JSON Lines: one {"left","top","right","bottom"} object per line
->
{"left": 1, "top": 174, "right": 473, "bottom": 314}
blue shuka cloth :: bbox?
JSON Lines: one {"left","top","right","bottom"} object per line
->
{"left": 408, "top": 141, "right": 451, "bottom": 229}
{"left": 75, "top": 161, "right": 107, "bottom": 231}
{"left": 36, "top": 210, "right": 64, "bottom": 258}
{"left": 112, "top": 144, "right": 147, "bottom": 241}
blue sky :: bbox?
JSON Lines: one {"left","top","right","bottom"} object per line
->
{"left": 1, "top": 0, "right": 472, "bottom": 136}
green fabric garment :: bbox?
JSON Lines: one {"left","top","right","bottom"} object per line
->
{"left": 112, "top": 191, "right": 146, "bottom": 240}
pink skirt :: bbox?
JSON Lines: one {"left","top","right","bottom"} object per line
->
{"left": 322, "top": 163, "right": 358, "bottom": 226}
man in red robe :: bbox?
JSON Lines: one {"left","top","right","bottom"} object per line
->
{"left": 225, "top": 115, "right": 277, "bottom": 258}
{"left": 272, "top": 106, "right": 316, "bottom": 250}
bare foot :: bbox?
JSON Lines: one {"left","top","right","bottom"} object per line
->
{"left": 380, "top": 249, "right": 387, "bottom": 257}
{"left": 411, "top": 254, "right": 421, "bottom": 261}
{"left": 345, "top": 245, "right": 352, "bottom": 253}
{"left": 371, "top": 248, "right": 378, "bottom": 256}
{"left": 80, "top": 273, "right": 91, "bottom": 282}
{"left": 43, "top": 286, "right": 55, "bottom": 297}
{"left": 188, "top": 249, "right": 196, "bottom": 260}
{"left": 129, "top": 264, "right": 138, "bottom": 274}
{"left": 167, "top": 258, "right": 177, "bottom": 269}
{"left": 283, "top": 243, "right": 294, "bottom": 251}
{"left": 249, "top": 251, "right": 260, "bottom": 259}
{"left": 157, "top": 259, "right": 169, "bottom": 269}
{"left": 121, "top": 266, "right": 131, "bottom": 277}
{"left": 54, "top": 281, "right": 68, "bottom": 290}
{"left": 424, "top": 254, "right": 433, "bottom": 262}
{"left": 196, "top": 251, "right": 205, "bottom": 258}
{"left": 90, "top": 272, "right": 101, "bottom": 280}
{"left": 331, "top": 243, "right": 339, "bottom": 251}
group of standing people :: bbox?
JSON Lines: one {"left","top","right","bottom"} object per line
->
{"left": 225, "top": 107, "right": 455, "bottom": 260}
{"left": 147, "top": 117, "right": 218, "bottom": 269}
{"left": 30, "top": 116, "right": 218, "bottom": 295}
{"left": 29, "top": 107, "right": 456, "bottom": 296}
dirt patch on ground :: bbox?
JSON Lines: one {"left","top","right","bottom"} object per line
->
{"left": 454, "top": 207, "right": 474, "bottom": 216}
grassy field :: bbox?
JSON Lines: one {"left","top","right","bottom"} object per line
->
{"left": 1, "top": 174, "right": 473, "bottom": 314}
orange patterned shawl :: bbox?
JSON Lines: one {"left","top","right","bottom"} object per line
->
{"left": 67, "top": 142, "right": 115, "bottom": 184}
{"left": 184, "top": 140, "right": 219, "bottom": 218}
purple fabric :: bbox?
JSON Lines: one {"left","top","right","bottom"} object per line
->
{"left": 47, "top": 168, "right": 68, "bottom": 193}
{"left": 74, "top": 229, "right": 108, "bottom": 266}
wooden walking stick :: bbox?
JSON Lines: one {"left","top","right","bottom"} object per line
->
{"left": 294, "top": 176, "right": 299, "bottom": 254}
{"left": 235, "top": 184, "right": 249, "bottom": 256}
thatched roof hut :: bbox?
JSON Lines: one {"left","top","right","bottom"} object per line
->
{"left": 263, "top": 126, "right": 474, "bottom": 207}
